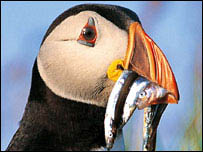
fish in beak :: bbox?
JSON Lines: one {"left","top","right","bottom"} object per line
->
{"left": 104, "top": 72, "right": 170, "bottom": 149}
{"left": 105, "top": 70, "right": 137, "bottom": 149}
{"left": 105, "top": 22, "right": 180, "bottom": 150}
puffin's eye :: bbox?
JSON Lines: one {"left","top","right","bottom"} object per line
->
{"left": 82, "top": 27, "right": 96, "bottom": 41}
{"left": 77, "top": 17, "right": 97, "bottom": 47}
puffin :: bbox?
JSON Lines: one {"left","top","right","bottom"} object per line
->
{"left": 6, "top": 4, "right": 179, "bottom": 151}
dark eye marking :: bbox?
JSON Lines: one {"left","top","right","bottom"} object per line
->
{"left": 77, "top": 17, "right": 97, "bottom": 47}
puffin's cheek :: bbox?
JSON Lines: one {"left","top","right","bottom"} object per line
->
{"left": 38, "top": 41, "right": 110, "bottom": 99}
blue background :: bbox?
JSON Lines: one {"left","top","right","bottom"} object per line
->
{"left": 1, "top": 1, "right": 202, "bottom": 150}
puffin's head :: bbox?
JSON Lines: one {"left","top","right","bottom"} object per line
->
{"left": 37, "top": 4, "right": 179, "bottom": 108}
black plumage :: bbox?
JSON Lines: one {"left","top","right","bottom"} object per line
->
{"left": 7, "top": 61, "right": 106, "bottom": 151}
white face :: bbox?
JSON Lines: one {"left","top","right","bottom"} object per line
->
{"left": 37, "top": 11, "right": 128, "bottom": 107}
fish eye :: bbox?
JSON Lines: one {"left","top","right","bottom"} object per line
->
{"left": 139, "top": 91, "right": 146, "bottom": 98}
{"left": 109, "top": 132, "right": 113, "bottom": 137}
{"left": 77, "top": 17, "right": 97, "bottom": 47}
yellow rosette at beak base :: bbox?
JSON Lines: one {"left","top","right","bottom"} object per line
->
{"left": 107, "top": 59, "right": 124, "bottom": 82}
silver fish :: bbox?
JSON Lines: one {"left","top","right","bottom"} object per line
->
{"left": 142, "top": 104, "right": 168, "bottom": 151}
{"left": 121, "top": 77, "right": 168, "bottom": 151}
{"left": 121, "top": 77, "right": 168, "bottom": 127}
{"left": 104, "top": 70, "right": 134, "bottom": 150}
{"left": 104, "top": 70, "right": 169, "bottom": 150}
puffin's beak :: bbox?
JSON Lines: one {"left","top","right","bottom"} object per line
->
{"left": 123, "top": 22, "right": 179, "bottom": 104}
{"left": 123, "top": 22, "right": 180, "bottom": 150}
{"left": 106, "top": 22, "right": 180, "bottom": 150}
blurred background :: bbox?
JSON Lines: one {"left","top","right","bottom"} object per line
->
{"left": 1, "top": 1, "right": 202, "bottom": 151}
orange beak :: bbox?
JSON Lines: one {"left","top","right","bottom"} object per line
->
{"left": 123, "top": 22, "right": 179, "bottom": 104}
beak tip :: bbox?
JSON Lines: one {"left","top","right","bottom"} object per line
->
{"left": 165, "top": 93, "right": 179, "bottom": 104}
